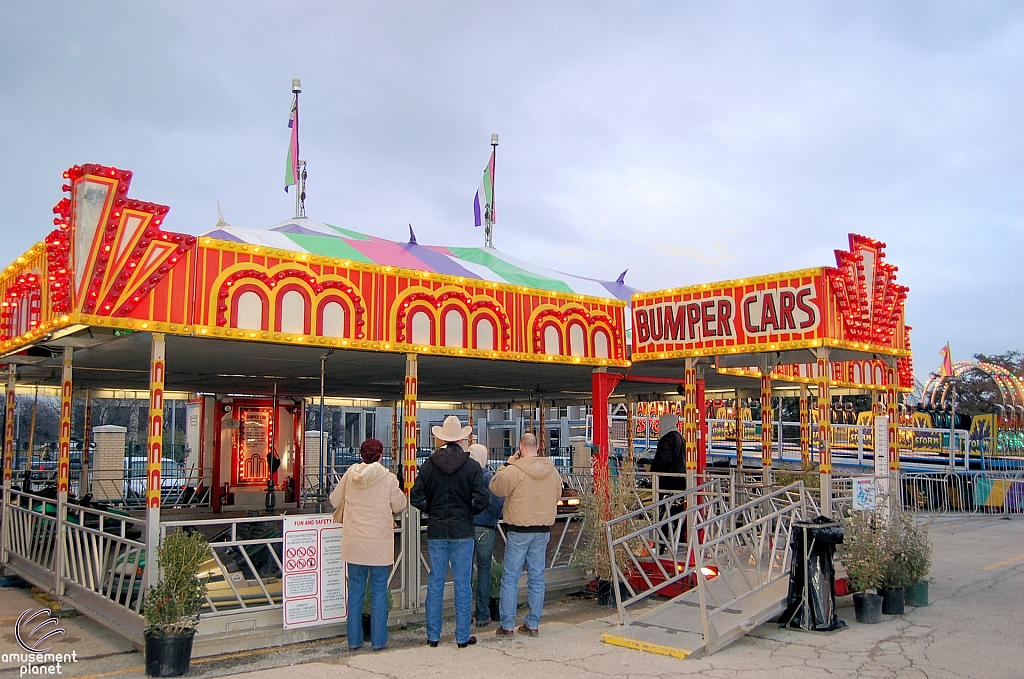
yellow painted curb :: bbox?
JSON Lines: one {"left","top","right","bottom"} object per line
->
{"left": 601, "top": 633, "right": 692, "bottom": 659}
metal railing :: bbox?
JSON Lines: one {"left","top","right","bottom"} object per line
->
{"left": 90, "top": 466, "right": 211, "bottom": 508}
{"left": 3, "top": 488, "right": 60, "bottom": 580}
{"left": 689, "top": 482, "right": 805, "bottom": 655}
{"left": 605, "top": 480, "right": 726, "bottom": 618}
{"left": 900, "top": 470, "right": 1024, "bottom": 515}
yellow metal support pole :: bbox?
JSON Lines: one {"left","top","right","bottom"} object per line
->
{"left": 145, "top": 334, "right": 166, "bottom": 590}
{"left": 3, "top": 367, "right": 14, "bottom": 484}
{"left": 402, "top": 354, "right": 418, "bottom": 494}
{"left": 26, "top": 387, "right": 37, "bottom": 480}
{"left": 816, "top": 348, "right": 832, "bottom": 516}
{"left": 2, "top": 366, "right": 15, "bottom": 565}
{"left": 734, "top": 389, "right": 744, "bottom": 469}
{"left": 886, "top": 363, "right": 900, "bottom": 505}
{"left": 626, "top": 399, "right": 634, "bottom": 463}
{"left": 799, "top": 383, "right": 810, "bottom": 467}
{"left": 55, "top": 347, "right": 73, "bottom": 595}
{"left": 81, "top": 389, "right": 92, "bottom": 495}
{"left": 391, "top": 400, "right": 400, "bottom": 476}
{"left": 760, "top": 371, "right": 773, "bottom": 488}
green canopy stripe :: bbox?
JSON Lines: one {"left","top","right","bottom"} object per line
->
{"left": 447, "top": 247, "right": 574, "bottom": 293}
{"left": 323, "top": 223, "right": 373, "bottom": 241}
{"left": 283, "top": 233, "right": 375, "bottom": 263}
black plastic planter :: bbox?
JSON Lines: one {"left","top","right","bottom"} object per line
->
{"left": 596, "top": 579, "right": 629, "bottom": 607}
{"left": 489, "top": 597, "right": 500, "bottom": 621}
{"left": 880, "top": 587, "right": 905, "bottom": 615}
{"left": 145, "top": 631, "right": 195, "bottom": 677}
{"left": 853, "top": 592, "right": 883, "bottom": 624}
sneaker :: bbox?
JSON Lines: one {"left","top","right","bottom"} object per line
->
{"left": 495, "top": 626, "right": 515, "bottom": 637}
{"left": 427, "top": 640, "right": 439, "bottom": 648}
{"left": 457, "top": 636, "right": 477, "bottom": 648}
{"left": 517, "top": 624, "right": 539, "bottom": 637}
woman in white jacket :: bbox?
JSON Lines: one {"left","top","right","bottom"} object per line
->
{"left": 330, "top": 439, "right": 407, "bottom": 651}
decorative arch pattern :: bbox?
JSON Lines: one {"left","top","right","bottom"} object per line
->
{"left": 394, "top": 289, "right": 511, "bottom": 351}
{"left": 215, "top": 267, "right": 366, "bottom": 339}
{"left": 0, "top": 273, "right": 43, "bottom": 341}
{"left": 529, "top": 305, "right": 623, "bottom": 359}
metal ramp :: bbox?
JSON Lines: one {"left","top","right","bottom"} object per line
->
{"left": 601, "top": 480, "right": 807, "bottom": 658}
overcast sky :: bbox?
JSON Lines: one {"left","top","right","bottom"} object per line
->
{"left": 1, "top": 2, "right": 1021, "bottom": 381}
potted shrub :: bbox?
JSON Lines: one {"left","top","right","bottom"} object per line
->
{"left": 489, "top": 558, "right": 502, "bottom": 621}
{"left": 879, "top": 511, "right": 931, "bottom": 614}
{"left": 574, "top": 459, "right": 643, "bottom": 607}
{"left": 902, "top": 516, "right": 932, "bottom": 607}
{"left": 360, "top": 579, "right": 394, "bottom": 639}
{"left": 838, "top": 510, "right": 885, "bottom": 624}
{"left": 144, "top": 530, "right": 209, "bottom": 677}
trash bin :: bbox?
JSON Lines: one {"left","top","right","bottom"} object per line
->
{"left": 779, "top": 516, "right": 847, "bottom": 632}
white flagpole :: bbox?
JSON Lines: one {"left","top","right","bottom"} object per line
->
{"left": 485, "top": 133, "right": 498, "bottom": 248}
{"left": 292, "top": 79, "right": 302, "bottom": 218}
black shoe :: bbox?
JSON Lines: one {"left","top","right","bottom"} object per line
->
{"left": 428, "top": 640, "right": 439, "bottom": 648}
{"left": 457, "top": 636, "right": 477, "bottom": 648}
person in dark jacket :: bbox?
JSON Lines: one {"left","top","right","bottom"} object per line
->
{"left": 410, "top": 416, "right": 490, "bottom": 649}
{"left": 650, "top": 414, "right": 686, "bottom": 492}
{"left": 469, "top": 444, "right": 504, "bottom": 627}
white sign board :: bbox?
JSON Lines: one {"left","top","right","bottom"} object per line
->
{"left": 282, "top": 514, "right": 347, "bottom": 629}
{"left": 852, "top": 478, "right": 878, "bottom": 511}
{"left": 873, "top": 416, "right": 890, "bottom": 499}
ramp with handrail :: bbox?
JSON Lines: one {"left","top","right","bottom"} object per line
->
{"left": 602, "top": 481, "right": 807, "bottom": 658}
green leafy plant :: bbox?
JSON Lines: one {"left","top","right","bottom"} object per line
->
{"left": 144, "top": 530, "right": 210, "bottom": 636}
{"left": 575, "top": 459, "right": 644, "bottom": 582}
{"left": 489, "top": 558, "right": 503, "bottom": 598}
{"left": 838, "top": 509, "right": 886, "bottom": 593}
{"left": 881, "top": 511, "right": 932, "bottom": 588}
{"left": 775, "top": 462, "right": 821, "bottom": 489}
{"left": 361, "top": 578, "right": 394, "bottom": 615}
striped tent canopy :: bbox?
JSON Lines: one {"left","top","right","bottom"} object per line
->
{"left": 203, "top": 217, "right": 635, "bottom": 301}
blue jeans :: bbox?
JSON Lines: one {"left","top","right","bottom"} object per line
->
{"left": 473, "top": 526, "right": 496, "bottom": 624}
{"left": 346, "top": 563, "right": 391, "bottom": 650}
{"left": 426, "top": 538, "right": 474, "bottom": 645}
{"left": 500, "top": 531, "right": 550, "bottom": 631}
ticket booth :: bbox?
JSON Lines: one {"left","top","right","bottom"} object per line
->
{"left": 203, "top": 396, "right": 304, "bottom": 511}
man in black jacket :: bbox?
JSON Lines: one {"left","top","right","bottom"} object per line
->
{"left": 410, "top": 416, "right": 489, "bottom": 649}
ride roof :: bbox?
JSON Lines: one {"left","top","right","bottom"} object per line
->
{"left": 204, "top": 218, "right": 635, "bottom": 302}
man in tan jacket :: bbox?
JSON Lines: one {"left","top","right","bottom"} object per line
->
{"left": 489, "top": 433, "right": 562, "bottom": 637}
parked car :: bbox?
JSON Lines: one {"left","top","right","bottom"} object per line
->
{"left": 124, "top": 457, "right": 188, "bottom": 496}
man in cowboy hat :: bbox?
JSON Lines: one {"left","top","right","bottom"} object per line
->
{"left": 410, "top": 415, "right": 490, "bottom": 648}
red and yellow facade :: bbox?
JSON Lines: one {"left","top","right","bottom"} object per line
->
{"left": 630, "top": 234, "right": 913, "bottom": 391}
{"left": 0, "top": 164, "right": 629, "bottom": 367}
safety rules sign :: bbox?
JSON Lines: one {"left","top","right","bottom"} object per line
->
{"left": 282, "top": 515, "right": 347, "bottom": 629}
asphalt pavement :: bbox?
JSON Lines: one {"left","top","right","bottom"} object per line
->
{"left": 1, "top": 513, "right": 1022, "bottom": 679}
